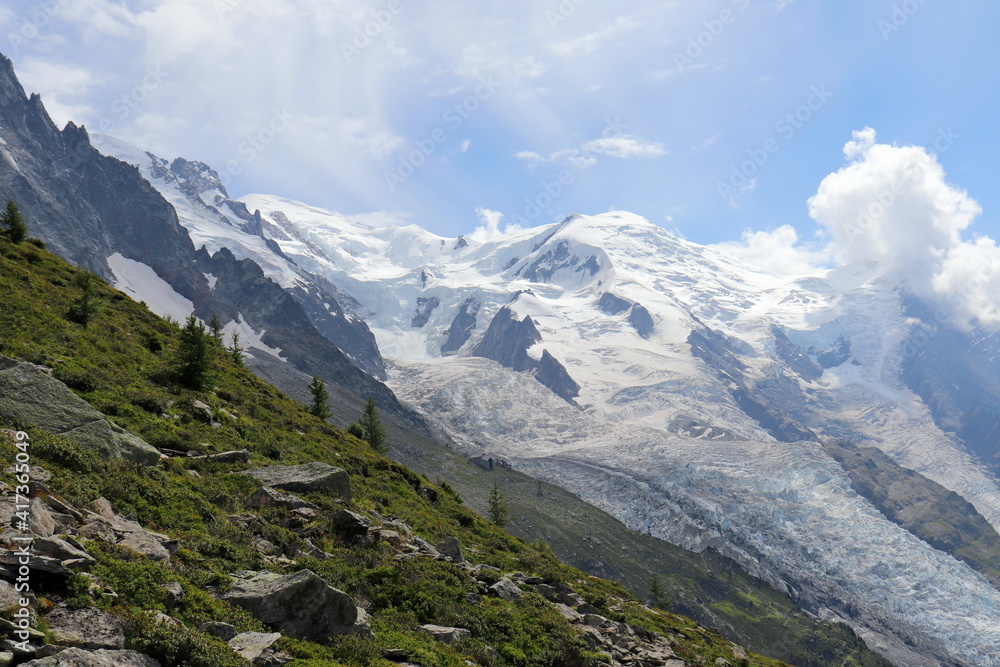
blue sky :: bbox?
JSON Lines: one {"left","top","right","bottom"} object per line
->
{"left": 2, "top": 0, "right": 998, "bottom": 253}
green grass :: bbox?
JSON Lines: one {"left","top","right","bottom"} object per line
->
{"left": 0, "top": 236, "right": 794, "bottom": 666}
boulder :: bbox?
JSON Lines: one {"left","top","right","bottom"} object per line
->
{"left": 229, "top": 632, "right": 282, "bottom": 662}
{"left": 436, "top": 537, "right": 464, "bottom": 563}
{"left": 373, "top": 529, "right": 405, "bottom": 549}
{"left": 0, "top": 536, "right": 95, "bottom": 576}
{"left": 331, "top": 509, "right": 370, "bottom": 536}
{"left": 220, "top": 570, "right": 369, "bottom": 640}
{"left": 554, "top": 603, "right": 583, "bottom": 623}
{"left": 118, "top": 531, "right": 171, "bottom": 562}
{"left": 418, "top": 624, "right": 471, "bottom": 645}
{"left": 248, "top": 486, "right": 317, "bottom": 511}
{"left": 0, "top": 358, "right": 161, "bottom": 465}
{"left": 21, "top": 648, "right": 160, "bottom": 666}
{"left": 239, "top": 463, "right": 351, "bottom": 499}
{"left": 27, "top": 497, "right": 55, "bottom": 537}
{"left": 199, "top": 621, "right": 238, "bottom": 642}
{"left": 43, "top": 606, "right": 125, "bottom": 650}
{"left": 488, "top": 577, "right": 523, "bottom": 602}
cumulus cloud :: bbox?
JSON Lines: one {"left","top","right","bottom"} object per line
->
{"left": 470, "top": 207, "right": 522, "bottom": 242}
{"left": 713, "top": 225, "right": 829, "bottom": 275}
{"left": 807, "top": 127, "right": 1000, "bottom": 328}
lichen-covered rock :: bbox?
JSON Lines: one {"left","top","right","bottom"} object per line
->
{"left": 21, "top": 648, "right": 160, "bottom": 666}
{"left": 220, "top": 570, "right": 369, "bottom": 640}
{"left": 228, "top": 632, "right": 282, "bottom": 661}
{"left": 436, "top": 537, "right": 464, "bottom": 563}
{"left": 0, "top": 357, "right": 161, "bottom": 465}
{"left": 418, "top": 624, "right": 471, "bottom": 645}
{"left": 43, "top": 606, "right": 125, "bottom": 650}
{"left": 239, "top": 462, "right": 350, "bottom": 499}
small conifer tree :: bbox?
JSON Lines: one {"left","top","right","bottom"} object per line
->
{"left": 228, "top": 331, "right": 244, "bottom": 367}
{"left": 346, "top": 422, "right": 364, "bottom": 439}
{"left": 308, "top": 375, "right": 332, "bottom": 419}
{"left": 177, "top": 315, "right": 212, "bottom": 390}
{"left": 68, "top": 270, "right": 103, "bottom": 329}
{"left": 359, "top": 398, "right": 388, "bottom": 453}
{"left": 488, "top": 481, "right": 509, "bottom": 527}
{"left": 209, "top": 314, "right": 224, "bottom": 346}
{"left": 1, "top": 199, "right": 27, "bottom": 244}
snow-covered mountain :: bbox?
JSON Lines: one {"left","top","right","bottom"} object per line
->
{"left": 95, "top": 136, "right": 1000, "bottom": 665}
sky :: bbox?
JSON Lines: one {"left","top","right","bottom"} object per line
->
{"left": 2, "top": 0, "right": 1000, "bottom": 292}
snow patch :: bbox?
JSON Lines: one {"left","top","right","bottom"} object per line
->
{"left": 222, "top": 315, "right": 287, "bottom": 362}
{"left": 203, "top": 273, "right": 218, "bottom": 290}
{"left": 107, "top": 253, "right": 194, "bottom": 321}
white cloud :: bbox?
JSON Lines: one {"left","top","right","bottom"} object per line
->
{"left": 470, "top": 207, "right": 522, "bottom": 242}
{"left": 549, "top": 15, "right": 641, "bottom": 58}
{"left": 337, "top": 117, "right": 404, "bottom": 159}
{"left": 460, "top": 139, "right": 471, "bottom": 152}
{"left": 517, "top": 133, "right": 665, "bottom": 170}
{"left": 16, "top": 58, "right": 104, "bottom": 126}
{"left": 808, "top": 127, "right": 1000, "bottom": 327}
{"left": 713, "top": 225, "right": 829, "bottom": 275}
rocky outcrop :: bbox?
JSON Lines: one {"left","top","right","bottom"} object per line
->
{"left": 220, "top": 570, "right": 369, "bottom": 640}
{"left": 0, "top": 357, "right": 161, "bottom": 465}
{"left": 628, "top": 303, "right": 655, "bottom": 339}
{"left": 440, "top": 297, "right": 480, "bottom": 355}
{"left": 418, "top": 625, "right": 470, "bottom": 645}
{"left": 473, "top": 307, "right": 580, "bottom": 403}
{"left": 21, "top": 648, "right": 161, "bottom": 666}
{"left": 411, "top": 296, "right": 440, "bottom": 328}
{"left": 239, "top": 462, "right": 351, "bottom": 499}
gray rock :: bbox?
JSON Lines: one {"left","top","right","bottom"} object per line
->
{"left": 534, "top": 584, "right": 558, "bottom": 600}
{"left": 410, "top": 536, "right": 441, "bottom": 558}
{"left": 3, "top": 465, "right": 50, "bottom": 483}
{"left": 488, "top": 577, "right": 523, "bottom": 602}
{"left": 0, "top": 358, "right": 161, "bottom": 465}
{"left": 418, "top": 624, "right": 471, "bottom": 645}
{"left": 189, "top": 400, "right": 214, "bottom": 423}
{"left": 239, "top": 462, "right": 351, "bottom": 499}
{"left": 372, "top": 529, "right": 405, "bottom": 549}
{"left": 199, "top": 621, "right": 238, "bottom": 642}
{"left": 91, "top": 498, "right": 115, "bottom": 520}
{"left": 21, "top": 648, "right": 160, "bottom": 666}
{"left": 553, "top": 603, "right": 583, "bottom": 623}
{"left": 44, "top": 606, "right": 125, "bottom": 650}
{"left": 27, "top": 498, "right": 55, "bottom": 537}
{"left": 331, "top": 509, "right": 370, "bottom": 536}
{"left": 436, "top": 536, "right": 464, "bottom": 563}
{"left": 207, "top": 449, "right": 250, "bottom": 463}
{"left": 163, "top": 582, "right": 184, "bottom": 606}
{"left": 118, "top": 531, "right": 171, "bottom": 562}
{"left": 248, "top": 486, "right": 317, "bottom": 511}
{"left": 220, "top": 570, "right": 368, "bottom": 640}
{"left": 228, "top": 632, "right": 282, "bottom": 661}
{"left": 0, "top": 651, "right": 12, "bottom": 666}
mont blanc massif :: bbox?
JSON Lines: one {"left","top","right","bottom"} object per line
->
{"left": 3, "top": 52, "right": 1000, "bottom": 666}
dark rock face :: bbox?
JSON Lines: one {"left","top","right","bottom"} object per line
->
{"left": 474, "top": 307, "right": 579, "bottom": 402}
{"left": 824, "top": 440, "right": 1000, "bottom": 591}
{"left": 899, "top": 294, "right": 1000, "bottom": 477}
{"left": 688, "top": 327, "right": 814, "bottom": 443}
{"left": 598, "top": 292, "right": 632, "bottom": 316}
{"left": 441, "top": 297, "right": 480, "bottom": 355}
{"left": 816, "top": 336, "right": 852, "bottom": 369}
{"left": 411, "top": 296, "right": 440, "bottom": 328}
{"left": 770, "top": 326, "right": 823, "bottom": 382}
{"left": 628, "top": 304, "right": 655, "bottom": 339}
{"left": 472, "top": 307, "right": 541, "bottom": 372}
{"left": 519, "top": 240, "right": 600, "bottom": 283}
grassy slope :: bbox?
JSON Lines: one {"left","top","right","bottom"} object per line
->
{"left": 391, "top": 434, "right": 891, "bottom": 667}
{"left": 0, "top": 238, "right": 791, "bottom": 666}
